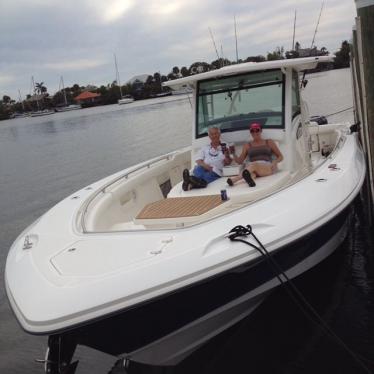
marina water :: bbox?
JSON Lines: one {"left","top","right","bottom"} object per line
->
{"left": 0, "top": 69, "right": 373, "bottom": 373}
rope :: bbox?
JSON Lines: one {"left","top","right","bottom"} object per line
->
{"left": 323, "top": 106, "right": 354, "bottom": 118}
{"left": 227, "top": 224, "right": 372, "bottom": 374}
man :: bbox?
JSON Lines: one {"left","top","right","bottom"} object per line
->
{"left": 182, "top": 126, "right": 231, "bottom": 191}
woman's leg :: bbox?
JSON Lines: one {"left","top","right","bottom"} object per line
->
{"left": 248, "top": 162, "right": 273, "bottom": 177}
{"left": 227, "top": 174, "right": 243, "bottom": 184}
{"left": 227, "top": 162, "right": 273, "bottom": 186}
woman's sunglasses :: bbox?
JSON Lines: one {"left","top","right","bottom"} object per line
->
{"left": 250, "top": 128, "right": 261, "bottom": 133}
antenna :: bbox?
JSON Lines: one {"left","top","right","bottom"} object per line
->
{"left": 311, "top": 2, "right": 324, "bottom": 49}
{"left": 208, "top": 27, "right": 220, "bottom": 61}
{"left": 292, "top": 10, "right": 297, "bottom": 51}
{"left": 234, "top": 15, "right": 239, "bottom": 62}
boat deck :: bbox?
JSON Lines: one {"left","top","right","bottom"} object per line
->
{"left": 134, "top": 170, "right": 291, "bottom": 227}
{"left": 136, "top": 195, "right": 223, "bottom": 219}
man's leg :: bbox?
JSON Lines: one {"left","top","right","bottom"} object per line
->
{"left": 203, "top": 171, "right": 220, "bottom": 184}
{"left": 193, "top": 166, "right": 220, "bottom": 184}
{"left": 192, "top": 165, "right": 206, "bottom": 180}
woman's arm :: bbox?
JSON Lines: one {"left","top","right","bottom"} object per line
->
{"left": 268, "top": 139, "right": 284, "bottom": 165}
{"left": 233, "top": 144, "right": 249, "bottom": 165}
{"left": 223, "top": 150, "right": 232, "bottom": 166}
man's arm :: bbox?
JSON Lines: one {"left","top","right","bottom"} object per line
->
{"left": 196, "top": 159, "right": 213, "bottom": 171}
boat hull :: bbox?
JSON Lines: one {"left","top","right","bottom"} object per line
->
{"left": 43, "top": 205, "right": 350, "bottom": 366}
{"left": 118, "top": 98, "right": 134, "bottom": 105}
{"left": 30, "top": 110, "right": 54, "bottom": 117}
{"left": 55, "top": 105, "right": 81, "bottom": 112}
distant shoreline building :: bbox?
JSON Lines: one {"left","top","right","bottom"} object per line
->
{"left": 126, "top": 74, "right": 149, "bottom": 85}
{"left": 285, "top": 43, "right": 329, "bottom": 61}
{"left": 74, "top": 91, "right": 101, "bottom": 107}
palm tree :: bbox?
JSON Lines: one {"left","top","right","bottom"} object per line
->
{"left": 34, "top": 82, "right": 47, "bottom": 95}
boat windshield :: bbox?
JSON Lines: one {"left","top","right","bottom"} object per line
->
{"left": 196, "top": 69, "right": 285, "bottom": 137}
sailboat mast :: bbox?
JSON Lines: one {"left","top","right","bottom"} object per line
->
{"left": 32, "top": 76, "right": 40, "bottom": 111}
{"left": 60, "top": 76, "right": 68, "bottom": 106}
{"left": 114, "top": 54, "right": 123, "bottom": 99}
{"left": 18, "top": 89, "right": 24, "bottom": 111}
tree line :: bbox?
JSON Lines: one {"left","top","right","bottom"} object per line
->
{"left": 0, "top": 41, "right": 351, "bottom": 120}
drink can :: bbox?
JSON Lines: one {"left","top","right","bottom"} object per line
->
{"left": 220, "top": 189, "right": 228, "bottom": 201}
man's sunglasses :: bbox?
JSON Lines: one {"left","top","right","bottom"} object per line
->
{"left": 250, "top": 128, "right": 261, "bottom": 133}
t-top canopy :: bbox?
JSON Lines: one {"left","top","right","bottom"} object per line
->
{"left": 163, "top": 56, "right": 333, "bottom": 90}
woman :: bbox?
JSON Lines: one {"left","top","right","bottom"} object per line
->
{"left": 227, "top": 122, "right": 283, "bottom": 187}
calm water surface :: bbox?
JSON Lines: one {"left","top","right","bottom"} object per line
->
{"left": 1, "top": 69, "right": 373, "bottom": 374}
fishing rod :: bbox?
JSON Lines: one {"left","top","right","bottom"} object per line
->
{"left": 234, "top": 15, "right": 239, "bottom": 63}
{"left": 300, "top": 2, "right": 324, "bottom": 89}
{"left": 311, "top": 2, "right": 324, "bottom": 49}
{"left": 220, "top": 44, "right": 225, "bottom": 67}
{"left": 208, "top": 27, "right": 221, "bottom": 63}
{"left": 292, "top": 10, "right": 297, "bottom": 51}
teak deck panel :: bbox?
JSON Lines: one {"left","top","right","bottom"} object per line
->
{"left": 136, "top": 195, "right": 223, "bottom": 219}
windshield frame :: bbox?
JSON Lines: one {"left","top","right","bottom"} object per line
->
{"left": 195, "top": 69, "right": 285, "bottom": 138}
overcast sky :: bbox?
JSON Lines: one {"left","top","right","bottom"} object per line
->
{"left": 0, "top": 0, "right": 357, "bottom": 100}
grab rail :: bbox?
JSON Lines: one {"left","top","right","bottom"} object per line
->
{"left": 80, "top": 147, "right": 190, "bottom": 232}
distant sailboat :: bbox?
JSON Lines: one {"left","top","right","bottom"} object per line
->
{"left": 55, "top": 76, "right": 81, "bottom": 112}
{"left": 30, "top": 77, "right": 54, "bottom": 117}
{"left": 114, "top": 54, "right": 134, "bottom": 105}
{"left": 12, "top": 90, "right": 29, "bottom": 118}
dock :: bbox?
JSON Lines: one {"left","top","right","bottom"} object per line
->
{"left": 351, "top": 0, "right": 374, "bottom": 222}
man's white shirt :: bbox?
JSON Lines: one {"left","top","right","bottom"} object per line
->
{"left": 196, "top": 144, "right": 225, "bottom": 176}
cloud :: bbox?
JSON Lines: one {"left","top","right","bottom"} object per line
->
{"left": 147, "top": 1, "right": 182, "bottom": 16}
{"left": 96, "top": 0, "right": 134, "bottom": 24}
{"left": 43, "top": 59, "right": 107, "bottom": 71}
{"left": 0, "top": 0, "right": 358, "bottom": 99}
{"left": 0, "top": 74, "right": 15, "bottom": 86}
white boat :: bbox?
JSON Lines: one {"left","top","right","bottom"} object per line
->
{"left": 115, "top": 54, "right": 134, "bottom": 105}
{"left": 11, "top": 112, "right": 29, "bottom": 118}
{"left": 54, "top": 77, "right": 82, "bottom": 112}
{"left": 55, "top": 104, "right": 81, "bottom": 112}
{"left": 5, "top": 56, "right": 366, "bottom": 374}
{"left": 30, "top": 109, "right": 54, "bottom": 117}
{"left": 118, "top": 96, "right": 134, "bottom": 105}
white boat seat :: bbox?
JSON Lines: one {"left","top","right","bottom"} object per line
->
{"left": 168, "top": 170, "right": 291, "bottom": 205}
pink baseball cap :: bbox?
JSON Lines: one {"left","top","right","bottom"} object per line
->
{"left": 249, "top": 122, "right": 262, "bottom": 130}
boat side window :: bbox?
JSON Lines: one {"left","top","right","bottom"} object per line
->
{"left": 292, "top": 70, "right": 301, "bottom": 119}
{"left": 196, "top": 70, "right": 285, "bottom": 138}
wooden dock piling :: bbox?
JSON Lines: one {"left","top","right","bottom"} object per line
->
{"left": 352, "top": 0, "right": 374, "bottom": 221}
